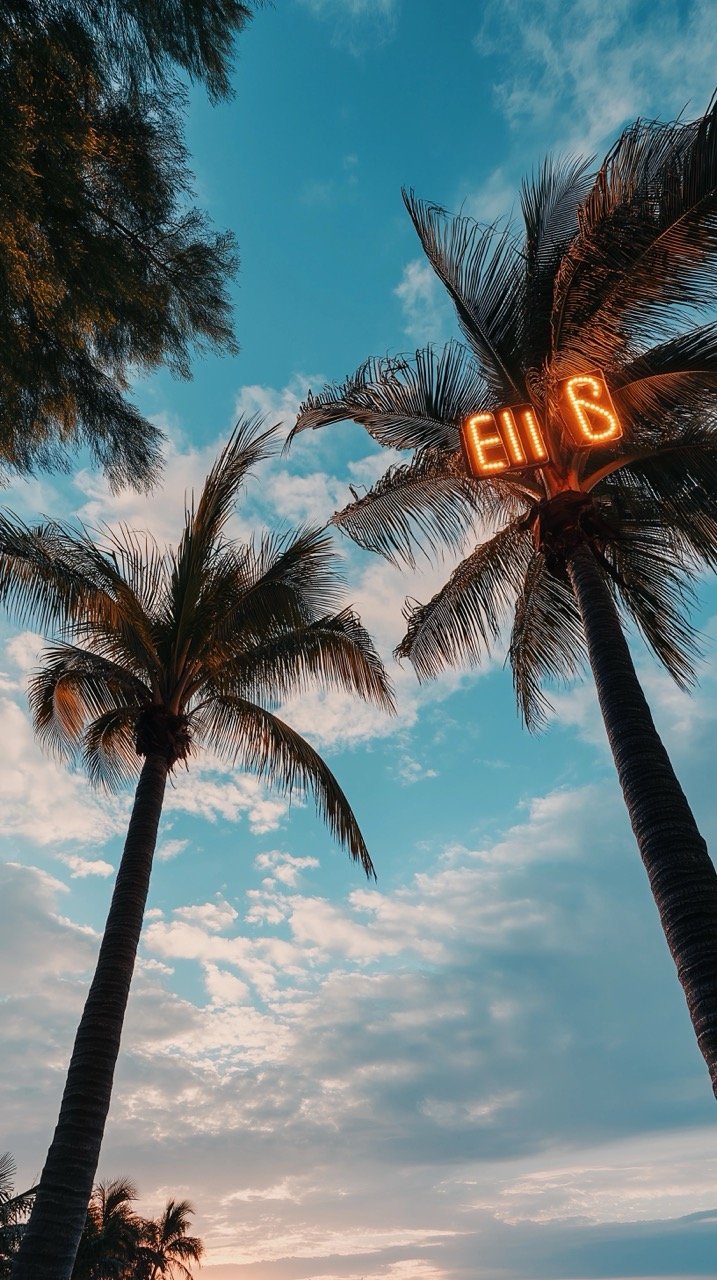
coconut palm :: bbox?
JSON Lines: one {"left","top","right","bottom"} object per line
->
{"left": 3, "top": 416, "right": 393, "bottom": 1280}
{"left": 132, "top": 1199, "right": 202, "bottom": 1280}
{"left": 290, "top": 98, "right": 717, "bottom": 1094}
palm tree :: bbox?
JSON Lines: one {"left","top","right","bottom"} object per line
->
{"left": 3, "top": 417, "right": 394, "bottom": 1280}
{"left": 132, "top": 1199, "right": 202, "bottom": 1280}
{"left": 290, "top": 98, "right": 717, "bottom": 1094}
{"left": 71, "top": 1179, "right": 202, "bottom": 1280}
{"left": 71, "top": 1180, "right": 143, "bottom": 1280}
{"left": 0, "top": 1156, "right": 36, "bottom": 1278}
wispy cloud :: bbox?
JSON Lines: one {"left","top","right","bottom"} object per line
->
{"left": 299, "top": 0, "right": 400, "bottom": 54}
{"left": 475, "top": 0, "right": 716, "bottom": 153}
{"left": 394, "top": 259, "right": 453, "bottom": 344}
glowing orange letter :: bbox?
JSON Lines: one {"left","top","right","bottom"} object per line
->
{"left": 462, "top": 406, "right": 549, "bottom": 476}
{"left": 514, "top": 407, "right": 549, "bottom": 465}
{"left": 462, "top": 412, "right": 509, "bottom": 476}
{"left": 497, "top": 409, "right": 526, "bottom": 466}
{"left": 561, "top": 374, "right": 622, "bottom": 446}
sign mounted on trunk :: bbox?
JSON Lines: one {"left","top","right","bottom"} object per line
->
{"left": 461, "top": 373, "right": 622, "bottom": 478}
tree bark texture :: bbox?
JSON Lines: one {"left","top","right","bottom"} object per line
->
{"left": 568, "top": 541, "right": 717, "bottom": 1096}
{"left": 12, "top": 753, "right": 169, "bottom": 1280}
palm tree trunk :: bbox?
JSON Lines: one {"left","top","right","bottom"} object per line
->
{"left": 12, "top": 752, "right": 169, "bottom": 1280}
{"left": 567, "top": 541, "right": 717, "bottom": 1096}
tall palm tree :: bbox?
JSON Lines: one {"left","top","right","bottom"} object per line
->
{"left": 290, "top": 99, "right": 717, "bottom": 1094}
{"left": 3, "top": 417, "right": 394, "bottom": 1280}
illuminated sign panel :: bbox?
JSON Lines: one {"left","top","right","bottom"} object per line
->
{"left": 560, "top": 374, "right": 622, "bottom": 446}
{"left": 461, "top": 373, "right": 622, "bottom": 477}
{"left": 462, "top": 405, "right": 549, "bottom": 477}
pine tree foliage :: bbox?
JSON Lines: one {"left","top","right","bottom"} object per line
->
{"left": 1, "top": 1, "right": 260, "bottom": 100}
{"left": 0, "top": 2, "right": 258, "bottom": 485}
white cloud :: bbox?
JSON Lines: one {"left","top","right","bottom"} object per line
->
{"left": 154, "top": 837, "right": 188, "bottom": 862}
{"left": 394, "top": 259, "right": 452, "bottom": 344}
{"left": 299, "top": 0, "right": 400, "bottom": 54}
{"left": 395, "top": 754, "right": 438, "bottom": 785}
{"left": 173, "top": 898, "right": 238, "bottom": 932}
{"left": 255, "top": 849, "right": 320, "bottom": 886}
{"left": 3, "top": 752, "right": 715, "bottom": 1279}
{"left": 58, "top": 854, "right": 115, "bottom": 878}
{"left": 163, "top": 761, "right": 290, "bottom": 834}
{"left": 5, "top": 631, "right": 44, "bottom": 677}
{"left": 475, "top": 0, "right": 717, "bottom": 153}
{"left": 0, "top": 696, "right": 129, "bottom": 849}
{"left": 234, "top": 373, "right": 323, "bottom": 431}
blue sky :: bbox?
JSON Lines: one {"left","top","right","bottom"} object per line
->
{"left": 3, "top": 1, "right": 717, "bottom": 1278}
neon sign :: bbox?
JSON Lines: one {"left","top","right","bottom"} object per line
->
{"left": 461, "top": 373, "right": 622, "bottom": 478}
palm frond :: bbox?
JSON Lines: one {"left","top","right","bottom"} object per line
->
{"left": 611, "top": 323, "right": 717, "bottom": 427}
{"left": 522, "top": 154, "right": 595, "bottom": 267}
{"left": 329, "top": 446, "right": 516, "bottom": 567}
{"left": 397, "top": 519, "right": 533, "bottom": 679}
{"left": 403, "top": 191, "right": 525, "bottom": 400}
{"left": 82, "top": 708, "right": 146, "bottom": 790}
{"left": 193, "top": 696, "right": 374, "bottom": 875}
{"left": 509, "top": 553, "right": 587, "bottom": 729}
{"left": 553, "top": 99, "right": 717, "bottom": 366}
{"left": 212, "top": 608, "right": 395, "bottom": 712}
{"left": 599, "top": 430, "right": 717, "bottom": 570}
{"left": 520, "top": 153, "right": 594, "bottom": 370}
{"left": 0, "top": 1156, "right": 15, "bottom": 1205}
{"left": 179, "top": 415, "right": 278, "bottom": 562}
{"left": 155, "top": 417, "right": 279, "bottom": 681}
{"left": 0, "top": 515, "right": 112, "bottom": 635}
{"left": 203, "top": 527, "right": 347, "bottom": 659}
{"left": 605, "top": 511, "right": 701, "bottom": 686}
{"left": 290, "top": 341, "right": 488, "bottom": 451}
{"left": 53, "top": 531, "right": 162, "bottom": 679}
{"left": 28, "top": 644, "right": 148, "bottom": 760}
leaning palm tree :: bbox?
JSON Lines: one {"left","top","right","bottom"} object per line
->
{"left": 290, "top": 98, "right": 717, "bottom": 1094}
{"left": 3, "top": 417, "right": 393, "bottom": 1280}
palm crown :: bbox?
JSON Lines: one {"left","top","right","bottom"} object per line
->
{"left": 291, "top": 99, "right": 717, "bottom": 724}
{"left": 288, "top": 97, "right": 717, "bottom": 1098}
{"left": 0, "top": 416, "right": 393, "bottom": 872}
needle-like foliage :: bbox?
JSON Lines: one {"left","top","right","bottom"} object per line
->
{"left": 1, "top": 2, "right": 260, "bottom": 101}
{"left": 0, "top": 3, "right": 259, "bottom": 485}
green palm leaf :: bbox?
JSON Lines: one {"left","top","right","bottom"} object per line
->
{"left": 292, "top": 341, "right": 489, "bottom": 450}
{"left": 397, "top": 520, "right": 533, "bottom": 678}
{"left": 509, "top": 554, "right": 587, "bottom": 729}
{"left": 403, "top": 191, "right": 525, "bottom": 400}
{"left": 193, "top": 696, "right": 375, "bottom": 876}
